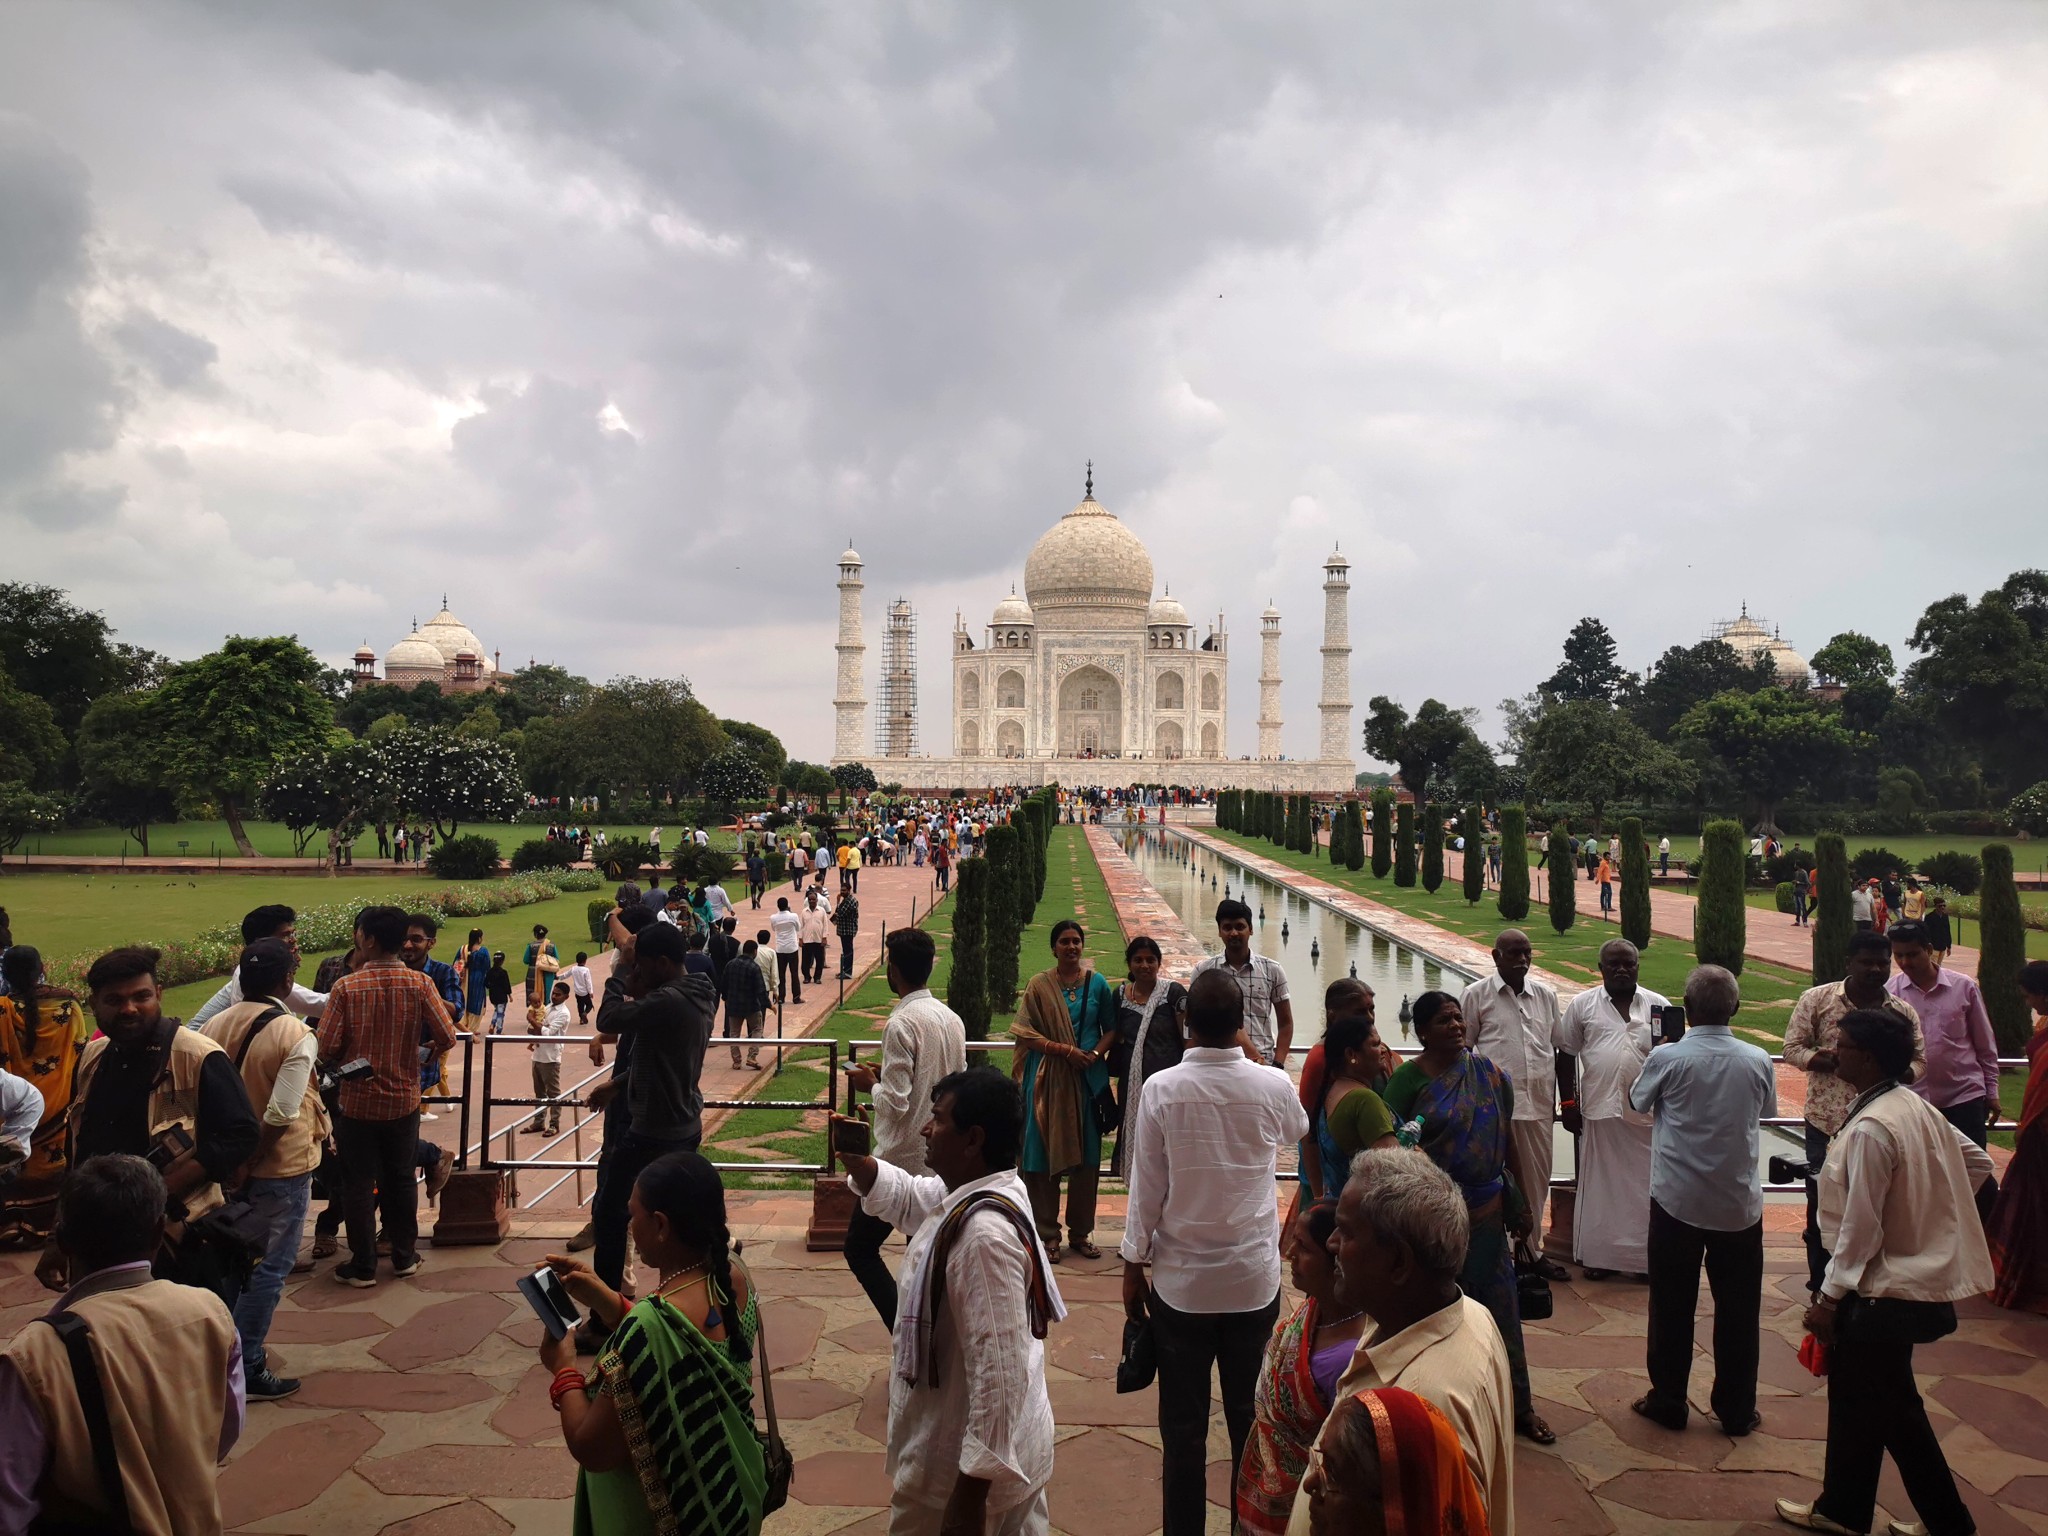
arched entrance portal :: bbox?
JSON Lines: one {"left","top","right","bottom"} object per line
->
{"left": 1058, "top": 666, "right": 1122, "bottom": 757}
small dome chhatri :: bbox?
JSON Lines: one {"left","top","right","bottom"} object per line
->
{"left": 992, "top": 588, "right": 1035, "bottom": 626}
{"left": 1147, "top": 589, "right": 1190, "bottom": 627}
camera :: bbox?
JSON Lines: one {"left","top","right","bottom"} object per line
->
{"left": 1768, "top": 1155, "right": 1815, "bottom": 1186}
{"left": 317, "top": 1057, "right": 375, "bottom": 1096}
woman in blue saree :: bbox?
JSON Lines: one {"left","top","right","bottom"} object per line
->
{"left": 1383, "top": 989, "right": 1555, "bottom": 1445}
{"left": 1010, "top": 918, "right": 1115, "bottom": 1261}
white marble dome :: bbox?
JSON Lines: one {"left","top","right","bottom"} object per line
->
{"left": 1147, "top": 591, "right": 1190, "bottom": 627}
{"left": 384, "top": 633, "right": 445, "bottom": 672}
{"left": 1719, "top": 610, "right": 1811, "bottom": 688}
{"left": 1023, "top": 491, "right": 1154, "bottom": 626}
{"left": 992, "top": 590, "right": 1036, "bottom": 626}
{"left": 418, "top": 607, "right": 486, "bottom": 666}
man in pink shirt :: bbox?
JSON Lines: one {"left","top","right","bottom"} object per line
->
{"left": 1886, "top": 920, "right": 2001, "bottom": 1162}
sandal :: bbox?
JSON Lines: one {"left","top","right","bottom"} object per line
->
{"left": 1045, "top": 1242, "right": 1063, "bottom": 1264}
{"left": 1068, "top": 1239, "right": 1103, "bottom": 1261}
{"left": 1580, "top": 1267, "right": 1617, "bottom": 1281}
{"left": 1630, "top": 1394, "right": 1687, "bottom": 1432}
{"left": 1517, "top": 1411, "right": 1556, "bottom": 1445}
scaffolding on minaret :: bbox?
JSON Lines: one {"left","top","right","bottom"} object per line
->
{"left": 876, "top": 597, "right": 919, "bottom": 758}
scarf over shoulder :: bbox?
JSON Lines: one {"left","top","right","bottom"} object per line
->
{"left": 1010, "top": 971, "right": 1085, "bottom": 1175}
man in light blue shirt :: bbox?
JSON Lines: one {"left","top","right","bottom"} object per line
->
{"left": 1626, "top": 963, "right": 1778, "bottom": 1437}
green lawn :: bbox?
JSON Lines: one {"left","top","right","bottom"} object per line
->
{"left": 8, "top": 819, "right": 754, "bottom": 862}
{"left": 710, "top": 825, "right": 1126, "bottom": 1188}
{"left": 1211, "top": 829, "right": 1813, "bottom": 1049}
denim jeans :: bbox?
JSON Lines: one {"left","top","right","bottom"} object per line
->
{"left": 234, "top": 1172, "right": 313, "bottom": 1374}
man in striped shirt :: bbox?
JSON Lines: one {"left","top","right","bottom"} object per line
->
{"left": 1190, "top": 899, "right": 1293, "bottom": 1068}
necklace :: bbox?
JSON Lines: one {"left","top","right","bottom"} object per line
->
{"left": 1316, "top": 1309, "right": 1366, "bottom": 1331}
{"left": 654, "top": 1263, "right": 707, "bottom": 1302}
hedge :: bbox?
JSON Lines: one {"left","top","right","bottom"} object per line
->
{"left": 1620, "top": 816, "right": 1652, "bottom": 949}
{"left": 1420, "top": 805, "right": 1443, "bottom": 893}
{"left": 1979, "top": 844, "right": 2030, "bottom": 1054}
{"left": 1394, "top": 801, "right": 1417, "bottom": 888}
{"left": 1463, "top": 805, "right": 1484, "bottom": 904}
{"left": 1547, "top": 828, "right": 1575, "bottom": 934}
{"left": 1497, "top": 806, "right": 1530, "bottom": 922}
{"left": 1811, "top": 833, "right": 1853, "bottom": 985}
{"left": 1695, "top": 819, "right": 1748, "bottom": 974}
{"left": 1371, "top": 791, "right": 1393, "bottom": 879}
{"left": 949, "top": 856, "right": 992, "bottom": 1041}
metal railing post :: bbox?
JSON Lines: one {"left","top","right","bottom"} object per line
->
{"left": 825, "top": 1041, "right": 840, "bottom": 1176}
{"left": 478, "top": 1034, "right": 496, "bottom": 1171}
{"left": 773, "top": 996, "right": 785, "bottom": 1078}
{"left": 456, "top": 1031, "right": 474, "bottom": 1170}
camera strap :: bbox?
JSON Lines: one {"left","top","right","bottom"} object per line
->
{"left": 37, "top": 1312, "right": 136, "bottom": 1534}
{"left": 232, "top": 1006, "right": 291, "bottom": 1074}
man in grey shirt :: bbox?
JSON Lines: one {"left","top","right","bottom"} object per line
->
{"left": 1627, "top": 964, "right": 1778, "bottom": 1436}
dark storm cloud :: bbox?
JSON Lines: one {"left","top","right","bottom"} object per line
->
{"left": 0, "top": 2, "right": 2045, "bottom": 758}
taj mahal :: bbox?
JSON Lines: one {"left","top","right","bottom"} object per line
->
{"left": 831, "top": 471, "right": 1359, "bottom": 791}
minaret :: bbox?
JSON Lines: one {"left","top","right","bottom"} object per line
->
{"left": 833, "top": 545, "right": 867, "bottom": 763}
{"left": 1258, "top": 603, "right": 1283, "bottom": 760}
{"left": 1319, "top": 548, "right": 1353, "bottom": 761}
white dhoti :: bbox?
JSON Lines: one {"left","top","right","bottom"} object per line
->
{"left": 1574, "top": 1116, "right": 1654, "bottom": 1273}
{"left": 891, "top": 1486, "right": 1048, "bottom": 1536}
{"left": 1510, "top": 1117, "right": 1555, "bottom": 1241}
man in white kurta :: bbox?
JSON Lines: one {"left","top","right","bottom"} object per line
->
{"left": 1460, "top": 930, "right": 1564, "bottom": 1255}
{"left": 1556, "top": 938, "right": 1666, "bottom": 1277}
{"left": 841, "top": 1069, "right": 1063, "bottom": 1536}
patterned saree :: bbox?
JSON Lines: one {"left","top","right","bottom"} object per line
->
{"left": 1237, "top": 1298, "right": 1328, "bottom": 1535}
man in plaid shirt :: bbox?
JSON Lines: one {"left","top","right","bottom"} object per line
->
{"left": 317, "top": 905, "right": 457, "bottom": 1287}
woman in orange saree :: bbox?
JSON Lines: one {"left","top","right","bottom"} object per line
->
{"left": 0, "top": 947, "right": 90, "bottom": 1246}
{"left": 1304, "top": 1385, "right": 1491, "bottom": 1536}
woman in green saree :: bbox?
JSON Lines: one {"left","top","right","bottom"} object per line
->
{"left": 542, "top": 1151, "right": 767, "bottom": 1536}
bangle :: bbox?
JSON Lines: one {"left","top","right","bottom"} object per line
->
{"left": 550, "top": 1369, "right": 588, "bottom": 1410}
{"left": 1559, "top": 1099, "right": 1577, "bottom": 1110}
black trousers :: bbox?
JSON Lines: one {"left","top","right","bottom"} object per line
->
{"left": 1802, "top": 1124, "right": 1832, "bottom": 1296}
{"left": 1150, "top": 1289, "right": 1280, "bottom": 1536}
{"left": 801, "top": 942, "right": 827, "bottom": 984}
{"left": 842, "top": 1204, "right": 898, "bottom": 1330}
{"left": 838, "top": 932, "right": 855, "bottom": 976}
{"left": 1646, "top": 1199, "right": 1762, "bottom": 1429}
{"left": 1817, "top": 1316, "right": 1975, "bottom": 1536}
{"left": 335, "top": 1111, "right": 421, "bottom": 1270}
{"left": 775, "top": 950, "right": 802, "bottom": 1003}
{"left": 593, "top": 1130, "right": 692, "bottom": 1292}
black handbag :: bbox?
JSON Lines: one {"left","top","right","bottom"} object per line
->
{"left": 1093, "top": 1084, "right": 1123, "bottom": 1136}
{"left": 1513, "top": 1237, "right": 1554, "bottom": 1322}
{"left": 1115, "top": 1314, "right": 1157, "bottom": 1394}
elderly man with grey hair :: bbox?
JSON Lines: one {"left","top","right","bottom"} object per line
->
{"left": 1554, "top": 937, "right": 1668, "bottom": 1280}
{"left": 1284, "top": 1147, "right": 1515, "bottom": 1536}
{"left": 1626, "top": 963, "right": 1778, "bottom": 1437}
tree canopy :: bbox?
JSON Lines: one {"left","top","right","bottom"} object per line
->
{"left": 1524, "top": 700, "right": 1691, "bottom": 826}
{"left": 1362, "top": 696, "right": 1475, "bottom": 805}
{"left": 718, "top": 719, "right": 788, "bottom": 782}
{"left": 1903, "top": 570, "right": 2048, "bottom": 795}
{"left": 75, "top": 690, "right": 179, "bottom": 853}
{"left": 1674, "top": 687, "right": 1856, "bottom": 835}
{"left": 1543, "top": 617, "right": 1634, "bottom": 703}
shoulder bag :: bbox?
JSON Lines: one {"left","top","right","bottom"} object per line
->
{"left": 28, "top": 1312, "right": 135, "bottom": 1536}
{"left": 744, "top": 1262, "right": 793, "bottom": 1514}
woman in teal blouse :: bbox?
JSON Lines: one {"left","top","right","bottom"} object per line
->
{"left": 1009, "top": 919, "right": 1116, "bottom": 1260}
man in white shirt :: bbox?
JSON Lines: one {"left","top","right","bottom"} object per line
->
{"left": 0, "top": 1067, "right": 43, "bottom": 1162}
{"left": 702, "top": 879, "right": 734, "bottom": 923}
{"left": 526, "top": 981, "right": 571, "bottom": 1136}
{"left": 839, "top": 1069, "right": 1063, "bottom": 1536}
{"left": 1555, "top": 938, "right": 1668, "bottom": 1279}
{"left": 843, "top": 928, "right": 968, "bottom": 1327}
{"left": 799, "top": 887, "right": 831, "bottom": 985}
{"left": 189, "top": 904, "right": 327, "bottom": 1028}
{"left": 1658, "top": 835, "right": 1671, "bottom": 876}
{"left": 562, "top": 955, "right": 596, "bottom": 1027}
{"left": 1189, "top": 898, "right": 1293, "bottom": 1067}
{"left": 1123, "top": 969, "right": 1308, "bottom": 1536}
{"left": 1289, "top": 1148, "right": 1515, "bottom": 1536}
{"left": 768, "top": 897, "right": 804, "bottom": 1004}
{"left": 1459, "top": 930, "right": 1564, "bottom": 1268}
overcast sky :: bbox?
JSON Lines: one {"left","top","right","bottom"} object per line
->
{"left": 3, "top": 2, "right": 2044, "bottom": 765}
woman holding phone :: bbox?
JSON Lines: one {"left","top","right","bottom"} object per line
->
{"left": 539, "top": 1150, "right": 768, "bottom": 1536}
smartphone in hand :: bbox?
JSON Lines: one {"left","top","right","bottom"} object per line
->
{"left": 831, "top": 1116, "right": 872, "bottom": 1158}
{"left": 518, "top": 1266, "right": 583, "bottom": 1339}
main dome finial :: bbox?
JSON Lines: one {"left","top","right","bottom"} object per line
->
{"left": 1084, "top": 459, "right": 1093, "bottom": 500}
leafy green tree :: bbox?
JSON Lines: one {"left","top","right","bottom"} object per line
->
{"left": 518, "top": 714, "right": 586, "bottom": 800}
{"left": 1370, "top": 791, "right": 1392, "bottom": 878}
{"left": 260, "top": 740, "right": 391, "bottom": 867}
{"left": 1443, "top": 736, "right": 1501, "bottom": 807}
{"left": 782, "top": 760, "right": 838, "bottom": 801}
{"left": 378, "top": 726, "right": 522, "bottom": 838}
{"left": 454, "top": 705, "right": 501, "bottom": 740}
{"left": 1526, "top": 700, "right": 1693, "bottom": 829}
{"left": 2009, "top": 780, "right": 2048, "bottom": 837}
{"left": 832, "top": 761, "right": 878, "bottom": 808}
{"left": 1813, "top": 629, "right": 1898, "bottom": 731}
{"left": 1463, "top": 805, "right": 1485, "bottom": 904}
{"left": 0, "top": 784, "right": 65, "bottom": 857}
{"left": 1547, "top": 828, "right": 1575, "bottom": 934}
{"left": 1363, "top": 697, "right": 1476, "bottom": 806}
{"left": 575, "top": 677, "right": 726, "bottom": 805}
{"left": 1497, "top": 806, "right": 1530, "bottom": 922}
{"left": 698, "top": 748, "right": 771, "bottom": 815}
{"left": 1675, "top": 688, "right": 1857, "bottom": 836}
{"left": 1979, "top": 844, "right": 2030, "bottom": 1054}
{"left": 1914, "top": 850, "right": 1982, "bottom": 895}
{"left": 1394, "top": 801, "right": 1417, "bottom": 887}
{"left": 1420, "top": 804, "right": 1444, "bottom": 893}
{"left": 983, "top": 822, "right": 1023, "bottom": 1013}
{"left": 1632, "top": 639, "right": 1770, "bottom": 740}
{"left": 75, "top": 690, "right": 178, "bottom": 853}
{"left": 501, "top": 663, "right": 595, "bottom": 721}
{"left": 718, "top": 719, "right": 788, "bottom": 783}
{"left": 949, "top": 856, "right": 992, "bottom": 1041}
{"left": 1694, "top": 819, "right": 1748, "bottom": 974}
{"left": 0, "top": 660, "right": 68, "bottom": 789}
{"left": 1543, "top": 617, "right": 1634, "bottom": 703}
{"left": 1620, "top": 815, "right": 1651, "bottom": 948}
{"left": 0, "top": 583, "right": 161, "bottom": 744}
{"left": 1904, "top": 570, "right": 2048, "bottom": 795}
{"left": 149, "top": 636, "right": 335, "bottom": 856}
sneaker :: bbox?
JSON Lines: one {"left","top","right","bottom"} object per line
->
{"left": 391, "top": 1254, "right": 424, "bottom": 1279}
{"left": 420, "top": 1111, "right": 440, "bottom": 1122}
{"left": 566, "top": 1221, "right": 596, "bottom": 1252}
{"left": 246, "top": 1368, "right": 302, "bottom": 1401}
{"left": 332, "top": 1263, "right": 377, "bottom": 1289}
{"left": 425, "top": 1156, "right": 453, "bottom": 1205}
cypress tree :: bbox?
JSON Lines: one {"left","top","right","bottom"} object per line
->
{"left": 1295, "top": 796, "right": 1312, "bottom": 854}
{"left": 1222, "top": 790, "right": 1236, "bottom": 832}
{"left": 1463, "top": 804, "right": 1485, "bottom": 904}
{"left": 1694, "top": 818, "right": 1747, "bottom": 974}
{"left": 1498, "top": 806, "right": 1530, "bottom": 921}
{"left": 1619, "top": 816, "right": 1651, "bottom": 948}
{"left": 947, "top": 856, "right": 991, "bottom": 1041}
{"left": 1371, "top": 791, "right": 1393, "bottom": 878}
{"left": 1980, "top": 843, "right": 2030, "bottom": 1054}
{"left": 983, "top": 822, "right": 1024, "bottom": 1012}
{"left": 1273, "top": 793, "right": 1286, "bottom": 845}
{"left": 1020, "top": 803, "right": 1045, "bottom": 916}
{"left": 1547, "top": 827, "right": 1575, "bottom": 933}
{"left": 1395, "top": 801, "right": 1417, "bottom": 887}
{"left": 1421, "top": 804, "right": 1444, "bottom": 893}
{"left": 1811, "top": 832, "right": 1853, "bottom": 984}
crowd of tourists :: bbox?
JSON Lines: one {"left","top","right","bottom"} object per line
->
{"left": 0, "top": 790, "right": 2044, "bottom": 1536}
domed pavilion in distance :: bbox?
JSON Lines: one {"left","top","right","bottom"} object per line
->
{"left": 832, "top": 468, "right": 1359, "bottom": 792}
{"left": 350, "top": 600, "right": 504, "bottom": 693}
